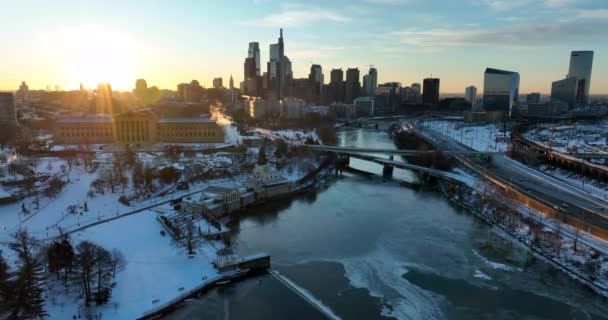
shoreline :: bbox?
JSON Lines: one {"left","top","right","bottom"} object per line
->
{"left": 138, "top": 157, "right": 335, "bottom": 320}
{"left": 438, "top": 181, "right": 608, "bottom": 298}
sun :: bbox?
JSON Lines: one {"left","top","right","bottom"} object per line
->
{"left": 53, "top": 27, "right": 136, "bottom": 90}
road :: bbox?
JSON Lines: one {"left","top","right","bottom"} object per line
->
{"left": 414, "top": 124, "right": 608, "bottom": 234}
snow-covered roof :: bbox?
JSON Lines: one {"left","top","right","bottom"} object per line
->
{"left": 158, "top": 117, "right": 215, "bottom": 124}
{"left": 55, "top": 115, "right": 113, "bottom": 123}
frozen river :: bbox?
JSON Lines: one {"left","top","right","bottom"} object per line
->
{"left": 167, "top": 127, "right": 608, "bottom": 320}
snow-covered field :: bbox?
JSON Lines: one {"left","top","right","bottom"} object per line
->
{"left": 44, "top": 204, "right": 222, "bottom": 320}
{"left": 0, "top": 136, "right": 322, "bottom": 318}
{"left": 422, "top": 120, "right": 510, "bottom": 152}
{"left": 524, "top": 122, "right": 608, "bottom": 155}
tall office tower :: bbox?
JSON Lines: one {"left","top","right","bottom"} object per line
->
{"left": 248, "top": 42, "right": 261, "bottom": 76}
{"left": 551, "top": 77, "right": 578, "bottom": 109}
{"left": 327, "top": 68, "right": 345, "bottom": 103}
{"left": 363, "top": 75, "right": 371, "bottom": 96}
{"left": 309, "top": 64, "right": 324, "bottom": 102}
{"left": 244, "top": 57, "right": 257, "bottom": 80}
{"left": 362, "top": 68, "right": 378, "bottom": 97}
{"left": 0, "top": 92, "right": 17, "bottom": 127}
{"left": 368, "top": 67, "right": 377, "bottom": 95}
{"left": 482, "top": 68, "right": 520, "bottom": 116}
{"left": 213, "top": 77, "right": 224, "bottom": 89}
{"left": 284, "top": 56, "right": 293, "bottom": 87}
{"left": 266, "top": 29, "right": 287, "bottom": 100}
{"left": 267, "top": 43, "right": 281, "bottom": 98}
{"left": 567, "top": 51, "right": 593, "bottom": 105}
{"left": 345, "top": 68, "right": 361, "bottom": 103}
{"left": 422, "top": 78, "right": 440, "bottom": 105}
{"left": 526, "top": 92, "right": 540, "bottom": 104}
{"left": 465, "top": 86, "right": 477, "bottom": 105}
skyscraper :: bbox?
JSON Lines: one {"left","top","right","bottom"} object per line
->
{"left": 327, "top": 68, "right": 345, "bottom": 103}
{"left": 362, "top": 68, "right": 378, "bottom": 97}
{"left": 422, "top": 78, "right": 440, "bottom": 105}
{"left": 551, "top": 77, "right": 578, "bottom": 109}
{"left": 213, "top": 77, "right": 224, "bottom": 89}
{"left": 345, "top": 68, "right": 361, "bottom": 103}
{"left": 567, "top": 51, "right": 593, "bottom": 105}
{"left": 465, "top": 86, "right": 477, "bottom": 105}
{"left": 244, "top": 57, "right": 257, "bottom": 80}
{"left": 482, "top": 68, "right": 520, "bottom": 116}
{"left": 266, "top": 29, "right": 287, "bottom": 100}
{"left": 0, "top": 92, "right": 17, "bottom": 127}
{"left": 368, "top": 68, "right": 377, "bottom": 96}
{"left": 309, "top": 64, "right": 324, "bottom": 103}
{"left": 248, "top": 42, "right": 261, "bottom": 76}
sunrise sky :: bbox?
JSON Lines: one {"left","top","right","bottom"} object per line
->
{"left": 1, "top": 0, "right": 607, "bottom": 93}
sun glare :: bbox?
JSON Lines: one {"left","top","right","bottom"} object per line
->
{"left": 52, "top": 27, "right": 136, "bottom": 90}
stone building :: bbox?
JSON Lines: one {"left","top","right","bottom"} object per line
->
{"left": 54, "top": 110, "right": 225, "bottom": 145}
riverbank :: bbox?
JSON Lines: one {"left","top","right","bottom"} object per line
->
{"left": 137, "top": 157, "right": 335, "bottom": 319}
{"left": 439, "top": 181, "right": 608, "bottom": 298}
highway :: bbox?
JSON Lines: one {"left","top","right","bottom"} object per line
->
{"left": 414, "top": 124, "right": 608, "bottom": 233}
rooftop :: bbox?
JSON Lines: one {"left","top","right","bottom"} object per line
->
{"left": 55, "top": 115, "right": 113, "bottom": 123}
{"left": 485, "top": 68, "right": 518, "bottom": 75}
{"left": 158, "top": 117, "right": 215, "bottom": 124}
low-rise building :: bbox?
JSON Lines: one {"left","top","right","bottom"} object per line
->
{"left": 281, "top": 97, "right": 306, "bottom": 119}
{"left": 54, "top": 110, "right": 224, "bottom": 144}
{"left": 157, "top": 118, "right": 224, "bottom": 143}
{"left": 200, "top": 183, "right": 244, "bottom": 204}
{"left": 54, "top": 115, "right": 114, "bottom": 144}
{"left": 353, "top": 97, "right": 375, "bottom": 117}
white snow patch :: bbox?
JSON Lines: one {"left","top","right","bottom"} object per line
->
{"left": 472, "top": 250, "right": 522, "bottom": 272}
{"left": 473, "top": 269, "right": 492, "bottom": 281}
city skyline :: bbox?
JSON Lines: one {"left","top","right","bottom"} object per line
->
{"left": 1, "top": 0, "right": 607, "bottom": 93}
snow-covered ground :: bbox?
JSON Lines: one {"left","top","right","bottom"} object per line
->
{"left": 421, "top": 120, "right": 510, "bottom": 152}
{"left": 253, "top": 128, "right": 320, "bottom": 144}
{"left": 43, "top": 204, "right": 222, "bottom": 320}
{"left": 524, "top": 122, "right": 608, "bottom": 156}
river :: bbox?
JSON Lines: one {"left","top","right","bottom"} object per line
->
{"left": 167, "top": 127, "right": 608, "bottom": 320}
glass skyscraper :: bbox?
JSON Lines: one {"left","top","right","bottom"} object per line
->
{"left": 567, "top": 51, "right": 593, "bottom": 105}
{"left": 482, "top": 68, "right": 520, "bottom": 116}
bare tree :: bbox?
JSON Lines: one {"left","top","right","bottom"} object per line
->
{"left": 183, "top": 220, "right": 201, "bottom": 255}
{"left": 573, "top": 228, "right": 581, "bottom": 252}
{"left": 99, "top": 167, "right": 122, "bottom": 193}
{"left": 73, "top": 241, "right": 117, "bottom": 306}
{"left": 553, "top": 218, "right": 563, "bottom": 258}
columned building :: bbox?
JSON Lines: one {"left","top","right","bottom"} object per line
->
{"left": 114, "top": 110, "right": 158, "bottom": 144}
{"left": 54, "top": 111, "right": 224, "bottom": 145}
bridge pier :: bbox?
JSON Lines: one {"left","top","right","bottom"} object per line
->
{"left": 335, "top": 154, "right": 350, "bottom": 175}
{"left": 383, "top": 164, "right": 394, "bottom": 177}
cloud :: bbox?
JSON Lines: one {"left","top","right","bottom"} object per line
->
{"left": 254, "top": 8, "right": 349, "bottom": 27}
{"left": 365, "top": 0, "right": 409, "bottom": 4}
{"left": 577, "top": 9, "right": 608, "bottom": 20}
{"left": 475, "top": 0, "right": 580, "bottom": 11}
{"left": 390, "top": 19, "right": 607, "bottom": 49}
